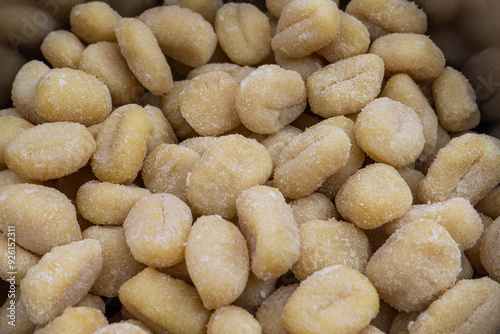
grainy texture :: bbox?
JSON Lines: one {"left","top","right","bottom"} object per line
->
{"left": 409, "top": 278, "right": 500, "bottom": 333}
{"left": 118, "top": 268, "right": 210, "bottom": 334}
{"left": 115, "top": 18, "right": 173, "bottom": 96}
{"left": 0, "top": 115, "right": 32, "bottom": 169}
{"left": 366, "top": 219, "right": 461, "bottom": 312}
{"left": 79, "top": 42, "right": 143, "bottom": 106}
{"left": 335, "top": 163, "right": 413, "bottom": 230}
{"left": 283, "top": 266, "right": 379, "bottom": 334}
{"left": 144, "top": 105, "right": 178, "bottom": 155}
{"left": 369, "top": 33, "right": 445, "bottom": 81}
{"left": 346, "top": 0, "right": 427, "bottom": 39}
{"left": 207, "top": 306, "right": 261, "bottom": 334}
{"left": 91, "top": 104, "right": 153, "bottom": 184}
{"left": 5, "top": 122, "right": 96, "bottom": 181}
{"left": 381, "top": 73, "right": 438, "bottom": 158}
{"left": 0, "top": 184, "right": 81, "bottom": 255}
{"left": 2, "top": 0, "right": 499, "bottom": 330}
{"left": 316, "top": 116, "right": 366, "bottom": 199}
{"left": 186, "top": 63, "right": 254, "bottom": 83}
{"left": 142, "top": 144, "right": 200, "bottom": 202}
{"left": 187, "top": 135, "right": 272, "bottom": 219}
{"left": 0, "top": 232, "right": 39, "bottom": 284}
{"left": 292, "top": 219, "right": 370, "bottom": 280}
{"left": 237, "top": 186, "right": 300, "bottom": 280}
{"left": 20, "top": 240, "right": 103, "bottom": 324}
{"left": 355, "top": 97, "right": 425, "bottom": 168}
{"left": 274, "top": 125, "right": 351, "bottom": 199}
{"left": 236, "top": 65, "right": 306, "bottom": 134}
{"left": 432, "top": 67, "right": 481, "bottom": 132}
{"left": 159, "top": 80, "right": 197, "bottom": 139}
{"left": 307, "top": 54, "right": 385, "bottom": 117}
{"left": 163, "top": 0, "right": 222, "bottom": 23}
{"left": 180, "top": 71, "right": 240, "bottom": 136}
{"left": 93, "top": 322, "right": 150, "bottom": 334}
{"left": 76, "top": 180, "right": 150, "bottom": 226}
{"left": 139, "top": 6, "right": 217, "bottom": 68}
{"left": 317, "top": 11, "right": 370, "bottom": 63}
{"left": 480, "top": 218, "right": 500, "bottom": 282}
{"left": 266, "top": 0, "right": 339, "bottom": 20}
{"left": 179, "top": 136, "right": 219, "bottom": 156}
{"left": 70, "top": 2, "right": 122, "bottom": 44}
{"left": 41, "top": 30, "right": 85, "bottom": 69}
{"left": 274, "top": 54, "right": 324, "bottom": 81}
{"left": 261, "top": 125, "right": 302, "bottom": 172}
{"left": 385, "top": 197, "right": 483, "bottom": 251}
{"left": 215, "top": 3, "right": 271, "bottom": 65}
{"left": 272, "top": 0, "right": 339, "bottom": 58}
{"left": 124, "top": 194, "right": 192, "bottom": 268}
{"left": 83, "top": 226, "right": 145, "bottom": 297}
{"left": 289, "top": 193, "right": 338, "bottom": 225}
{"left": 34, "top": 306, "right": 108, "bottom": 334}
{"left": 35, "top": 68, "right": 112, "bottom": 126}
{"left": 11, "top": 60, "right": 50, "bottom": 124}
{"left": 418, "top": 133, "right": 500, "bottom": 205}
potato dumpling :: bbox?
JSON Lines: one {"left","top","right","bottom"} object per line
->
{"left": 20, "top": 240, "right": 103, "bottom": 324}
{"left": 335, "top": 163, "right": 413, "bottom": 230}
{"left": 272, "top": 0, "right": 340, "bottom": 58}
{"left": 283, "top": 265, "right": 379, "bottom": 334}
{"left": 215, "top": 3, "right": 271, "bottom": 65}
{"left": 185, "top": 215, "right": 249, "bottom": 310}
{"left": 366, "top": 219, "right": 461, "bottom": 312}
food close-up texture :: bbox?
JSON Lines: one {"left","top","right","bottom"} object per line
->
{"left": 0, "top": 0, "right": 500, "bottom": 333}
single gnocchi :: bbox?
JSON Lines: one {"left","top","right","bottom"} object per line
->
{"left": 236, "top": 186, "right": 300, "bottom": 280}
{"left": 187, "top": 135, "right": 273, "bottom": 219}
{"left": 124, "top": 194, "right": 193, "bottom": 268}
{"left": 236, "top": 65, "right": 307, "bottom": 134}
{"left": 5, "top": 122, "right": 96, "bottom": 181}
{"left": 215, "top": 3, "right": 271, "bottom": 65}
{"left": 307, "top": 54, "right": 385, "bottom": 118}
{"left": 0, "top": 184, "right": 81, "bottom": 255}
{"left": 366, "top": 219, "right": 461, "bottom": 312}
{"left": 355, "top": 97, "right": 425, "bottom": 168}
{"left": 272, "top": 0, "right": 339, "bottom": 58}
{"left": 283, "top": 265, "right": 379, "bottom": 334}
{"left": 91, "top": 104, "right": 153, "bottom": 184}
{"left": 292, "top": 219, "right": 371, "bottom": 281}
{"left": 274, "top": 124, "right": 351, "bottom": 199}
{"left": 35, "top": 68, "right": 112, "bottom": 126}
{"left": 139, "top": 6, "right": 217, "bottom": 68}
{"left": 20, "top": 240, "right": 103, "bottom": 324}
{"left": 335, "top": 163, "right": 413, "bottom": 230}
{"left": 119, "top": 268, "right": 210, "bottom": 334}
{"left": 186, "top": 215, "right": 250, "bottom": 310}
{"left": 418, "top": 133, "right": 500, "bottom": 205}
{"left": 180, "top": 71, "right": 240, "bottom": 136}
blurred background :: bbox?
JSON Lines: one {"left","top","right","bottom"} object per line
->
{"left": 1, "top": 0, "right": 499, "bottom": 135}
